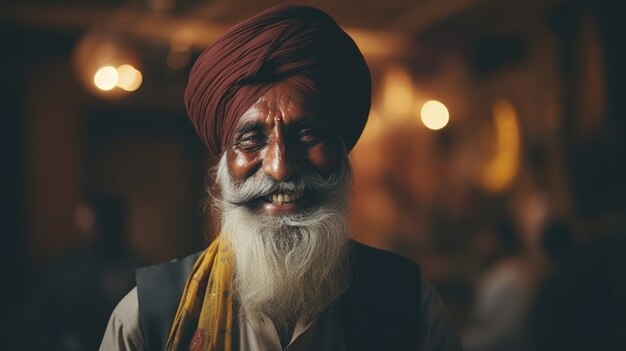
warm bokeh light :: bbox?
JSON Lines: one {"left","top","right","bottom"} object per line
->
{"left": 122, "top": 69, "right": 142, "bottom": 92}
{"left": 93, "top": 66, "right": 118, "bottom": 91}
{"left": 420, "top": 100, "right": 450, "bottom": 130}
{"left": 480, "top": 99, "right": 521, "bottom": 192}
{"left": 116, "top": 64, "right": 136, "bottom": 88}
{"left": 116, "top": 64, "right": 142, "bottom": 91}
{"left": 170, "top": 29, "right": 194, "bottom": 52}
{"left": 382, "top": 65, "right": 414, "bottom": 119}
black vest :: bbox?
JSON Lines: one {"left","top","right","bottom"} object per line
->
{"left": 136, "top": 240, "right": 421, "bottom": 350}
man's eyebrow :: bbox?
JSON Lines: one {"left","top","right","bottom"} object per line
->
{"left": 235, "top": 120, "right": 264, "bottom": 135}
{"left": 290, "top": 115, "right": 328, "bottom": 128}
{"left": 236, "top": 114, "right": 327, "bottom": 133}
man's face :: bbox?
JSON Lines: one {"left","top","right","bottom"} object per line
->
{"left": 226, "top": 82, "right": 343, "bottom": 217}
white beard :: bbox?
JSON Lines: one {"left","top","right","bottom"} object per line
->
{"left": 214, "top": 154, "right": 351, "bottom": 329}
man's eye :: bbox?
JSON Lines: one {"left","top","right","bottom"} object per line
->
{"left": 236, "top": 133, "right": 266, "bottom": 150}
{"left": 299, "top": 129, "right": 323, "bottom": 144}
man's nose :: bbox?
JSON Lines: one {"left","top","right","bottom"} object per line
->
{"left": 262, "top": 137, "right": 300, "bottom": 182}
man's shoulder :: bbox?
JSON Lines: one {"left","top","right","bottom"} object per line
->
{"left": 339, "top": 240, "right": 423, "bottom": 350}
{"left": 135, "top": 250, "right": 204, "bottom": 351}
{"left": 100, "top": 288, "right": 144, "bottom": 351}
{"left": 349, "top": 240, "right": 421, "bottom": 276}
{"left": 347, "top": 240, "right": 424, "bottom": 320}
{"left": 135, "top": 251, "right": 203, "bottom": 305}
{"left": 137, "top": 251, "right": 203, "bottom": 279}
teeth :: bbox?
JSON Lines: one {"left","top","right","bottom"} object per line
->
{"left": 270, "top": 192, "right": 302, "bottom": 204}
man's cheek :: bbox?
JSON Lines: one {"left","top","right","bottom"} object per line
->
{"left": 228, "top": 151, "right": 260, "bottom": 181}
{"left": 309, "top": 146, "right": 340, "bottom": 176}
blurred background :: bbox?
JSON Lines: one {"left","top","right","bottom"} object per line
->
{"left": 1, "top": 0, "right": 625, "bottom": 350}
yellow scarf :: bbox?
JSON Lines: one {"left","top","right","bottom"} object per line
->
{"left": 166, "top": 237, "right": 234, "bottom": 350}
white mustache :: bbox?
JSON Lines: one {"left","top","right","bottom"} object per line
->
{"left": 218, "top": 159, "right": 351, "bottom": 207}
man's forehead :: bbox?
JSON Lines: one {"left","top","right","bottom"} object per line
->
{"left": 235, "top": 109, "right": 328, "bottom": 133}
{"left": 235, "top": 87, "right": 328, "bottom": 130}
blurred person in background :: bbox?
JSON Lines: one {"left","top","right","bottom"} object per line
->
{"left": 537, "top": 219, "right": 575, "bottom": 273}
{"left": 100, "top": 5, "right": 462, "bottom": 351}
{"left": 16, "top": 193, "right": 136, "bottom": 351}
{"left": 530, "top": 220, "right": 626, "bottom": 351}
{"left": 530, "top": 135, "right": 626, "bottom": 351}
{"left": 463, "top": 217, "right": 535, "bottom": 351}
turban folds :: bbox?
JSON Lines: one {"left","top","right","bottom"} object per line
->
{"left": 184, "top": 5, "right": 371, "bottom": 156}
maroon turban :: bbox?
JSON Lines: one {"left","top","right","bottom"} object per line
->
{"left": 184, "top": 4, "right": 371, "bottom": 156}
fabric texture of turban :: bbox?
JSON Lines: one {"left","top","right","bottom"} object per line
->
{"left": 184, "top": 4, "right": 372, "bottom": 156}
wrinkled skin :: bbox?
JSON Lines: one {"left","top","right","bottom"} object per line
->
{"left": 226, "top": 82, "right": 343, "bottom": 216}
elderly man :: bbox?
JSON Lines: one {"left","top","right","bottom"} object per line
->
{"left": 101, "top": 5, "right": 462, "bottom": 351}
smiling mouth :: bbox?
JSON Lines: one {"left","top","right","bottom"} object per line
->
{"left": 249, "top": 189, "right": 311, "bottom": 215}
{"left": 265, "top": 190, "right": 304, "bottom": 204}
